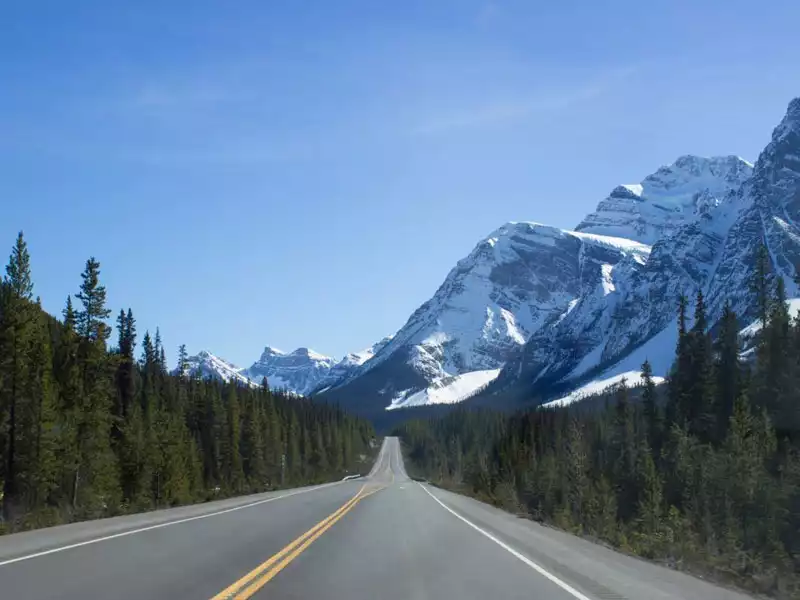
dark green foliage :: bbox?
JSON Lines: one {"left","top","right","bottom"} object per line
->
{"left": 0, "top": 234, "right": 374, "bottom": 531}
{"left": 398, "top": 286, "right": 800, "bottom": 597}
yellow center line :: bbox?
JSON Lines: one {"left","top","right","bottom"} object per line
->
{"left": 210, "top": 484, "right": 387, "bottom": 600}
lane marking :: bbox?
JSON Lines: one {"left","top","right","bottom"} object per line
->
{"left": 419, "top": 484, "right": 593, "bottom": 600}
{"left": 213, "top": 485, "right": 387, "bottom": 600}
{"left": 211, "top": 485, "right": 366, "bottom": 599}
{"left": 0, "top": 481, "right": 347, "bottom": 568}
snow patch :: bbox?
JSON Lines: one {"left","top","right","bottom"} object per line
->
{"left": 600, "top": 264, "right": 615, "bottom": 295}
{"left": 543, "top": 370, "right": 665, "bottom": 408}
{"left": 386, "top": 369, "right": 502, "bottom": 410}
{"left": 740, "top": 298, "right": 800, "bottom": 338}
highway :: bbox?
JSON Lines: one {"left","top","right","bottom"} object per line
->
{"left": 0, "top": 437, "right": 753, "bottom": 599}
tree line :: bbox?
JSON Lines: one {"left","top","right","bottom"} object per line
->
{"left": 0, "top": 232, "right": 375, "bottom": 532}
{"left": 396, "top": 247, "right": 800, "bottom": 598}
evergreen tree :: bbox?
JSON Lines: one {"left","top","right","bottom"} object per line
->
{"left": 750, "top": 243, "right": 772, "bottom": 329}
{"left": 641, "top": 360, "right": 662, "bottom": 454}
{"left": 687, "top": 290, "right": 713, "bottom": 441}
{"left": 714, "top": 303, "right": 740, "bottom": 441}
{"left": 224, "top": 384, "right": 244, "bottom": 492}
{"left": 667, "top": 294, "right": 691, "bottom": 426}
{"left": 177, "top": 344, "right": 189, "bottom": 377}
{"left": 73, "top": 257, "right": 118, "bottom": 516}
{"left": 0, "top": 232, "right": 36, "bottom": 520}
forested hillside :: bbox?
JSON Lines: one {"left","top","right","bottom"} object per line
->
{"left": 0, "top": 233, "right": 374, "bottom": 532}
{"left": 397, "top": 247, "right": 800, "bottom": 598}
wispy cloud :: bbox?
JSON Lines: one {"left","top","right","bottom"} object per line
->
{"left": 409, "top": 67, "right": 637, "bottom": 136}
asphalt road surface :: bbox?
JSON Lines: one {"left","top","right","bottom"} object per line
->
{"left": 0, "top": 437, "right": 754, "bottom": 599}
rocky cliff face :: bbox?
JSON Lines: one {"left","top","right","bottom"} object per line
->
{"left": 489, "top": 99, "right": 800, "bottom": 406}
{"left": 321, "top": 222, "right": 650, "bottom": 413}
{"left": 190, "top": 99, "right": 800, "bottom": 416}
{"left": 243, "top": 347, "right": 336, "bottom": 395}
{"left": 576, "top": 155, "right": 752, "bottom": 244}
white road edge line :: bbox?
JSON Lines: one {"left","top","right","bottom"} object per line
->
{"left": 419, "top": 483, "right": 593, "bottom": 600}
{"left": 0, "top": 481, "right": 344, "bottom": 568}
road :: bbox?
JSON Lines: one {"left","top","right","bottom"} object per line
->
{"left": 0, "top": 437, "right": 753, "bottom": 599}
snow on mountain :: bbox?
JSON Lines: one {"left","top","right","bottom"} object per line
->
{"left": 542, "top": 371, "right": 666, "bottom": 409}
{"left": 487, "top": 98, "right": 800, "bottom": 408}
{"left": 188, "top": 98, "right": 800, "bottom": 416}
{"left": 311, "top": 336, "right": 394, "bottom": 394}
{"left": 387, "top": 369, "right": 501, "bottom": 411}
{"left": 244, "top": 346, "right": 336, "bottom": 395}
{"left": 320, "top": 221, "right": 650, "bottom": 414}
{"left": 705, "top": 98, "right": 800, "bottom": 320}
{"left": 576, "top": 155, "right": 753, "bottom": 244}
{"left": 182, "top": 351, "right": 255, "bottom": 386}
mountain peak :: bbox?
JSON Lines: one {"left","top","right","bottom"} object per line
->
{"left": 575, "top": 154, "right": 752, "bottom": 244}
{"left": 180, "top": 350, "right": 253, "bottom": 386}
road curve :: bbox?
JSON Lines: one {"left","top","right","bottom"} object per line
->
{"left": 0, "top": 437, "right": 754, "bottom": 599}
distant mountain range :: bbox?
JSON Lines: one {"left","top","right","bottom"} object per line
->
{"left": 184, "top": 97, "right": 800, "bottom": 419}
{"left": 181, "top": 337, "right": 393, "bottom": 396}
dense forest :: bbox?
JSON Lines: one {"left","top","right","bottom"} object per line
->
{"left": 0, "top": 232, "right": 375, "bottom": 532}
{"left": 397, "top": 247, "right": 800, "bottom": 598}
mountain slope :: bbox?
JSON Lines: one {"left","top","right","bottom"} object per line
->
{"left": 322, "top": 152, "right": 758, "bottom": 415}
{"left": 484, "top": 98, "right": 800, "bottom": 408}
{"left": 576, "top": 155, "right": 752, "bottom": 244}
{"left": 182, "top": 351, "right": 254, "bottom": 386}
{"left": 320, "top": 223, "right": 650, "bottom": 415}
{"left": 243, "top": 347, "right": 336, "bottom": 395}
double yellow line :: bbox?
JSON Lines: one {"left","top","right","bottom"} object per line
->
{"left": 211, "top": 484, "right": 384, "bottom": 600}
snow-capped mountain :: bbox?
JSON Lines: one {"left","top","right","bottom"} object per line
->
{"left": 182, "top": 351, "right": 254, "bottom": 386}
{"left": 575, "top": 155, "right": 753, "bottom": 244}
{"left": 321, "top": 222, "right": 650, "bottom": 414}
{"left": 243, "top": 347, "right": 336, "bottom": 395}
{"left": 178, "top": 337, "right": 395, "bottom": 397}
{"left": 483, "top": 98, "right": 800, "bottom": 407}
{"left": 312, "top": 336, "right": 394, "bottom": 393}
{"left": 187, "top": 98, "right": 800, "bottom": 417}
{"left": 322, "top": 102, "right": 799, "bottom": 415}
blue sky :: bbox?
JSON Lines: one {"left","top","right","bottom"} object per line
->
{"left": 2, "top": 0, "right": 799, "bottom": 366}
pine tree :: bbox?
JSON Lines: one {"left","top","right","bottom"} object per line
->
{"left": 0, "top": 232, "right": 36, "bottom": 520}
{"left": 73, "top": 257, "right": 119, "bottom": 516}
{"left": 755, "top": 276, "right": 792, "bottom": 427}
{"left": 667, "top": 294, "right": 691, "bottom": 426}
{"left": 565, "top": 418, "right": 588, "bottom": 527}
{"left": 241, "top": 394, "right": 267, "bottom": 490}
{"left": 20, "top": 312, "right": 58, "bottom": 514}
{"left": 114, "top": 308, "right": 137, "bottom": 420}
{"left": 636, "top": 443, "right": 663, "bottom": 543}
{"left": 177, "top": 344, "right": 189, "bottom": 377}
{"left": 224, "top": 384, "right": 244, "bottom": 492}
{"left": 641, "top": 360, "right": 662, "bottom": 454}
{"left": 714, "top": 303, "right": 740, "bottom": 441}
{"left": 750, "top": 243, "right": 772, "bottom": 329}
{"left": 75, "top": 257, "right": 110, "bottom": 341}
{"left": 687, "top": 290, "right": 714, "bottom": 441}
{"left": 53, "top": 296, "right": 82, "bottom": 510}
{"left": 611, "top": 379, "right": 638, "bottom": 521}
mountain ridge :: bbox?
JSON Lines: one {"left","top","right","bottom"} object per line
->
{"left": 184, "top": 98, "right": 800, "bottom": 418}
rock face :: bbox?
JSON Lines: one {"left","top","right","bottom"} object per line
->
{"left": 575, "top": 155, "right": 753, "bottom": 244}
{"left": 326, "top": 100, "right": 799, "bottom": 414}
{"left": 182, "top": 351, "right": 253, "bottom": 387}
{"left": 189, "top": 99, "right": 800, "bottom": 416}
{"left": 321, "top": 222, "right": 650, "bottom": 415}
{"left": 243, "top": 347, "right": 336, "bottom": 395}
{"left": 487, "top": 99, "right": 800, "bottom": 406}
{"left": 312, "top": 336, "right": 394, "bottom": 393}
